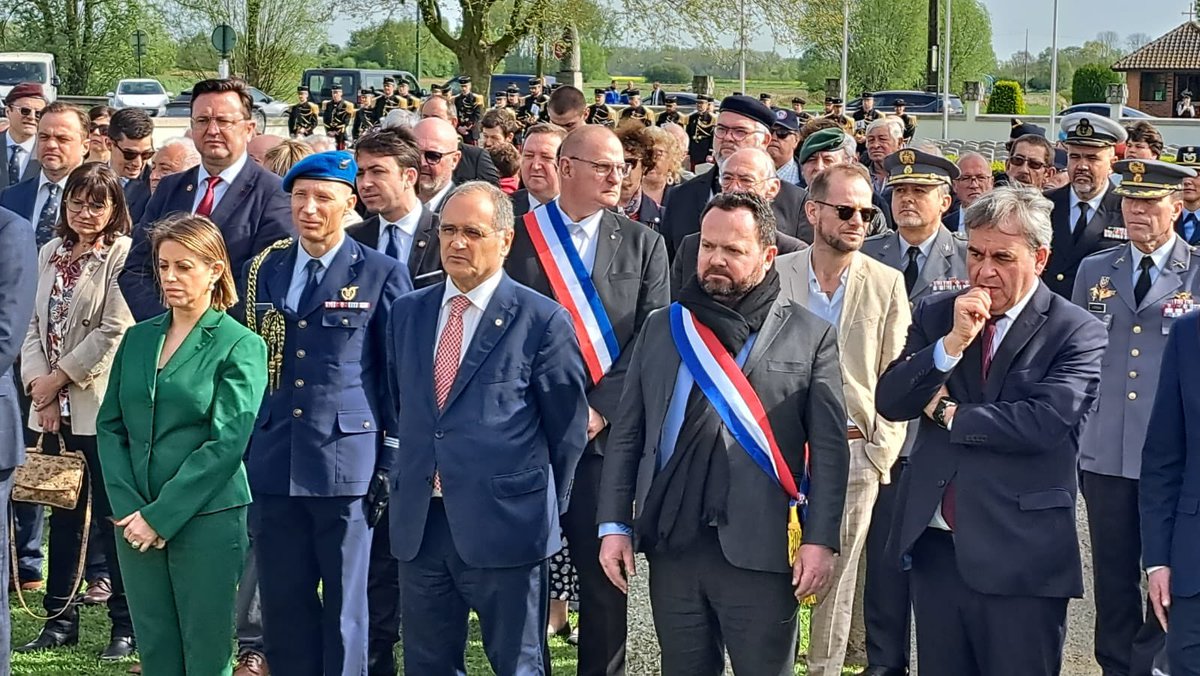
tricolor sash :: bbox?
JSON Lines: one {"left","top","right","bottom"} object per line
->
{"left": 524, "top": 202, "right": 620, "bottom": 383}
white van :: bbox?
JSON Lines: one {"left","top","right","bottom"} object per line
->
{"left": 0, "top": 53, "right": 59, "bottom": 103}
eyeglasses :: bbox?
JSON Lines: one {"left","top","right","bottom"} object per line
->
{"left": 955, "top": 175, "right": 992, "bottom": 184}
{"left": 89, "top": 124, "right": 109, "bottom": 136}
{"left": 771, "top": 127, "right": 796, "bottom": 140}
{"left": 719, "top": 173, "right": 768, "bottom": 190}
{"left": 8, "top": 105, "right": 42, "bottom": 119}
{"left": 118, "top": 146, "right": 156, "bottom": 162}
{"left": 438, "top": 224, "right": 498, "bottom": 241}
{"left": 814, "top": 200, "right": 878, "bottom": 222}
{"left": 714, "top": 125, "right": 764, "bottom": 142}
{"left": 566, "top": 156, "right": 633, "bottom": 179}
{"left": 64, "top": 197, "right": 110, "bottom": 216}
{"left": 190, "top": 116, "right": 248, "bottom": 131}
{"left": 1008, "top": 155, "right": 1046, "bottom": 171}
{"left": 422, "top": 149, "right": 455, "bottom": 165}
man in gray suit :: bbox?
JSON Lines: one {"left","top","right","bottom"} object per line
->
{"left": 858, "top": 148, "right": 969, "bottom": 676}
{"left": 1, "top": 83, "right": 44, "bottom": 188}
{"left": 1071, "top": 159, "right": 1200, "bottom": 676}
{"left": 597, "top": 192, "right": 850, "bottom": 676}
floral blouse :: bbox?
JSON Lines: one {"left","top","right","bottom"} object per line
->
{"left": 46, "top": 240, "right": 109, "bottom": 417}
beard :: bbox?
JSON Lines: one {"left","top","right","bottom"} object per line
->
{"left": 700, "top": 269, "right": 761, "bottom": 305}
{"left": 820, "top": 226, "right": 861, "bottom": 253}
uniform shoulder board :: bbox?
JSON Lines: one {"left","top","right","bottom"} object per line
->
{"left": 952, "top": 230, "right": 968, "bottom": 241}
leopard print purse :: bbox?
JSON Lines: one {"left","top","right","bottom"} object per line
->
{"left": 13, "top": 433, "right": 85, "bottom": 509}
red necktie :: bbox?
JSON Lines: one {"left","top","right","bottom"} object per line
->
{"left": 195, "top": 176, "right": 221, "bottom": 217}
{"left": 431, "top": 295, "right": 471, "bottom": 495}
{"left": 942, "top": 316, "right": 1001, "bottom": 529}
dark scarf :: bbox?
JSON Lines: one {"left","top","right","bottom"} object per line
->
{"left": 636, "top": 267, "right": 780, "bottom": 555}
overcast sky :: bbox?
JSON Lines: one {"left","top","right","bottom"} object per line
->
{"left": 329, "top": 0, "right": 1196, "bottom": 63}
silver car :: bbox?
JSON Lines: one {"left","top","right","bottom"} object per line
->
{"left": 108, "top": 79, "right": 171, "bottom": 116}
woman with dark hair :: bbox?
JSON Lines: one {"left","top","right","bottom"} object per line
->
{"left": 614, "top": 123, "right": 665, "bottom": 230}
{"left": 85, "top": 105, "right": 116, "bottom": 165}
{"left": 98, "top": 215, "right": 266, "bottom": 675}
{"left": 15, "top": 163, "right": 137, "bottom": 657}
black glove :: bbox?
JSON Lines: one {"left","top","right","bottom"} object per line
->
{"left": 365, "top": 469, "right": 390, "bottom": 528}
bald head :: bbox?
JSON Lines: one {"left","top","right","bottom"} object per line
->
{"left": 560, "top": 124, "right": 619, "bottom": 160}
{"left": 558, "top": 125, "right": 625, "bottom": 218}
{"left": 720, "top": 148, "right": 781, "bottom": 201}
{"left": 248, "top": 134, "right": 284, "bottom": 165}
{"left": 420, "top": 96, "right": 455, "bottom": 123}
{"left": 413, "top": 117, "right": 461, "bottom": 202}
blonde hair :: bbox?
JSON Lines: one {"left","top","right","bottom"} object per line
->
{"left": 263, "top": 140, "right": 313, "bottom": 177}
{"left": 642, "top": 124, "right": 685, "bottom": 184}
{"left": 150, "top": 215, "right": 238, "bottom": 311}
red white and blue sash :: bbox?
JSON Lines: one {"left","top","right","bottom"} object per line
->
{"left": 669, "top": 303, "right": 809, "bottom": 510}
{"left": 524, "top": 202, "right": 620, "bottom": 384}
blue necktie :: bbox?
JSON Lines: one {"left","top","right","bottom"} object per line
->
{"left": 1184, "top": 214, "right": 1199, "bottom": 244}
{"left": 297, "top": 259, "right": 323, "bottom": 311}
{"left": 7, "top": 145, "right": 21, "bottom": 187}
{"left": 384, "top": 224, "right": 401, "bottom": 261}
{"left": 35, "top": 184, "right": 59, "bottom": 248}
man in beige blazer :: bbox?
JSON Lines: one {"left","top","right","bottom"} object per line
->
{"left": 775, "top": 163, "right": 910, "bottom": 676}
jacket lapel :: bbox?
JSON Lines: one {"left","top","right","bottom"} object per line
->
{"left": 144, "top": 314, "right": 170, "bottom": 397}
{"left": 983, "top": 284, "right": 1051, "bottom": 401}
{"left": 743, "top": 301, "right": 789, "bottom": 378}
{"left": 158, "top": 309, "right": 222, "bottom": 383}
{"left": 171, "top": 167, "right": 202, "bottom": 214}
{"left": 208, "top": 162, "right": 256, "bottom": 225}
{"left": 591, "top": 212, "right": 622, "bottom": 306}
{"left": 912, "top": 228, "right": 956, "bottom": 298}
{"left": 838, "top": 255, "right": 867, "bottom": 337}
{"left": 265, "top": 244, "right": 298, "bottom": 311}
{"left": 779, "top": 250, "right": 811, "bottom": 308}
{"left": 407, "top": 207, "right": 438, "bottom": 274}
{"left": 298, "top": 239, "right": 362, "bottom": 318}
{"left": 440, "top": 276, "right": 518, "bottom": 412}
{"left": 1110, "top": 246, "right": 1138, "bottom": 313}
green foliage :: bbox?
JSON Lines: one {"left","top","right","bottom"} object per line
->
{"left": 1071, "top": 63, "right": 1121, "bottom": 104}
{"left": 986, "top": 80, "right": 1027, "bottom": 114}
{"left": 338, "top": 19, "right": 458, "bottom": 78}
{"left": 643, "top": 62, "right": 693, "bottom": 84}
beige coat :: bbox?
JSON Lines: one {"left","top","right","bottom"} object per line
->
{"left": 21, "top": 235, "right": 134, "bottom": 435}
{"left": 777, "top": 248, "right": 911, "bottom": 481}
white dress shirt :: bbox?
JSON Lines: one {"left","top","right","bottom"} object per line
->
{"left": 425, "top": 182, "right": 454, "bottom": 213}
{"left": 31, "top": 171, "right": 67, "bottom": 224}
{"left": 436, "top": 268, "right": 505, "bottom": 364}
{"left": 378, "top": 203, "right": 424, "bottom": 264}
{"left": 8, "top": 135, "right": 34, "bottom": 178}
{"left": 191, "top": 152, "right": 249, "bottom": 214}
{"left": 286, "top": 236, "right": 346, "bottom": 311}
{"left": 554, "top": 201, "right": 602, "bottom": 273}
{"left": 1068, "top": 185, "right": 1108, "bottom": 233}
{"left": 1131, "top": 234, "right": 1176, "bottom": 288}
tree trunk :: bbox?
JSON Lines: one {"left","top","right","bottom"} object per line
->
{"left": 245, "top": 0, "right": 261, "bottom": 85}
{"left": 458, "top": 47, "right": 496, "bottom": 99}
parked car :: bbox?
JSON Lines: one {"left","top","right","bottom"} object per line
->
{"left": 299, "top": 68, "right": 422, "bottom": 105}
{"left": 164, "top": 87, "right": 275, "bottom": 130}
{"left": 108, "top": 79, "right": 172, "bottom": 117}
{"left": 441, "top": 74, "right": 557, "bottom": 97}
{"left": 1059, "top": 103, "right": 1152, "bottom": 119}
{"left": 249, "top": 87, "right": 289, "bottom": 118}
{"left": 845, "top": 90, "right": 964, "bottom": 114}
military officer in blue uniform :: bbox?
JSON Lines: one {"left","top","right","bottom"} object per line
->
{"left": 241, "top": 151, "right": 412, "bottom": 676}
{"left": 1071, "top": 159, "right": 1200, "bottom": 676}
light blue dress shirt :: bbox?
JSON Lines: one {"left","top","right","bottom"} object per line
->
{"left": 285, "top": 236, "right": 346, "bottom": 311}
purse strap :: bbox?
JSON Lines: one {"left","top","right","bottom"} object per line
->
{"left": 8, "top": 449, "right": 92, "bottom": 622}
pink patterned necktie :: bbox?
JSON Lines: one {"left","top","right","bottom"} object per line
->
{"left": 431, "top": 295, "right": 471, "bottom": 495}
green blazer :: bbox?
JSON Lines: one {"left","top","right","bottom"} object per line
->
{"left": 97, "top": 308, "right": 267, "bottom": 541}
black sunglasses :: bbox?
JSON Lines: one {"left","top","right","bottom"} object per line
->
{"left": 1008, "top": 155, "right": 1047, "bottom": 171}
{"left": 118, "top": 147, "right": 156, "bottom": 162}
{"left": 814, "top": 200, "right": 878, "bottom": 222}
{"left": 9, "top": 105, "right": 42, "bottom": 119}
{"left": 90, "top": 124, "right": 109, "bottom": 136}
{"left": 771, "top": 127, "right": 796, "bottom": 140}
{"left": 422, "top": 149, "right": 451, "bottom": 164}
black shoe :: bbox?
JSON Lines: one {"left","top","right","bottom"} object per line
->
{"left": 101, "top": 636, "right": 137, "bottom": 661}
{"left": 857, "top": 667, "right": 907, "bottom": 676}
{"left": 15, "top": 628, "right": 79, "bottom": 652}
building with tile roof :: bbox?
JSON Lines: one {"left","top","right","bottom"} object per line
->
{"left": 1112, "top": 20, "right": 1200, "bottom": 117}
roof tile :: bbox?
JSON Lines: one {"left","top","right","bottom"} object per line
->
{"left": 1113, "top": 21, "right": 1200, "bottom": 71}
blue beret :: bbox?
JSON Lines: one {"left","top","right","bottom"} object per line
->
{"left": 282, "top": 151, "right": 358, "bottom": 193}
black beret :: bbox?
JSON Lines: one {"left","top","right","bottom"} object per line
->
{"left": 717, "top": 95, "right": 775, "bottom": 130}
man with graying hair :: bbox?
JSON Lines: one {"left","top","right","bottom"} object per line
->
{"left": 877, "top": 185, "right": 1106, "bottom": 676}
{"left": 946, "top": 152, "right": 995, "bottom": 231}
{"left": 387, "top": 180, "right": 589, "bottom": 676}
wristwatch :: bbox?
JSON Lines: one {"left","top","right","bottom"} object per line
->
{"left": 932, "top": 396, "right": 956, "bottom": 429}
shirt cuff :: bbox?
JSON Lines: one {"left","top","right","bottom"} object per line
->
{"left": 933, "top": 337, "right": 963, "bottom": 373}
{"left": 1147, "top": 565, "right": 1166, "bottom": 575}
{"left": 598, "top": 522, "right": 633, "bottom": 538}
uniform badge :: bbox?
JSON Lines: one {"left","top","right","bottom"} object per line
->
{"left": 1129, "top": 161, "right": 1146, "bottom": 183}
{"left": 899, "top": 150, "right": 916, "bottom": 165}
{"left": 417, "top": 240, "right": 426, "bottom": 248}
{"left": 1185, "top": 151, "right": 1198, "bottom": 164}
{"left": 1090, "top": 276, "right": 1116, "bottom": 302}
{"left": 930, "top": 277, "right": 970, "bottom": 293}
{"left": 339, "top": 158, "right": 352, "bottom": 169}
{"left": 1103, "top": 226, "right": 1129, "bottom": 240}
{"left": 340, "top": 285, "right": 359, "bottom": 301}
{"left": 1076, "top": 118, "right": 1094, "bottom": 137}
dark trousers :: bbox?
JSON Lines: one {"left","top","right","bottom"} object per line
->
{"left": 39, "top": 427, "right": 132, "bottom": 636}
{"left": 910, "top": 528, "right": 1068, "bottom": 676}
{"left": 84, "top": 517, "right": 110, "bottom": 582}
{"left": 13, "top": 502, "right": 43, "bottom": 581}
{"left": 863, "top": 457, "right": 911, "bottom": 670}
{"left": 401, "top": 499, "right": 549, "bottom": 676}
{"left": 646, "top": 527, "right": 797, "bottom": 676}
{"left": 367, "top": 509, "right": 401, "bottom": 676}
{"left": 561, "top": 454, "right": 627, "bottom": 676}
{"left": 1081, "top": 471, "right": 1166, "bottom": 676}
{"left": 0, "top": 467, "right": 16, "bottom": 667}
{"left": 1168, "top": 593, "right": 1200, "bottom": 676}
{"left": 235, "top": 532, "right": 263, "bottom": 655}
{"left": 253, "top": 494, "right": 371, "bottom": 676}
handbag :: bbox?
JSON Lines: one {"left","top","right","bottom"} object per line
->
{"left": 8, "top": 433, "right": 91, "bottom": 621}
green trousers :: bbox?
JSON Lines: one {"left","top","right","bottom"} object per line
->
{"left": 116, "top": 506, "right": 248, "bottom": 676}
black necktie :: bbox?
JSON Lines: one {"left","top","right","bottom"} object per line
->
{"left": 384, "top": 224, "right": 401, "bottom": 261}
{"left": 1073, "top": 203, "right": 1090, "bottom": 243}
{"left": 903, "top": 246, "right": 920, "bottom": 294}
{"left": 297, "top": 259, "right": 324, "bottom": 311}
{"left": 1134, "top": 255, "right": 1154, "bottom": 306}
{"left": 7, "top": 145, "right": 21, "bottom": 187}
{"left": 35, "top": 184, "right": 59, "bottom": 248}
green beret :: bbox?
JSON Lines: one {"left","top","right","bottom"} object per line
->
{"left": 799, "top": 128, "right": 846, "bottom": 164}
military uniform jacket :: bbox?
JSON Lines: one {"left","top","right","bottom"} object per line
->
{"left": 619, "top": 105, "right": 655, "bottom": 126}
{"left": 1072, "top": 237, "right": 1200, "bottom": 480}
{"left": 455, "top": 92, "right": 486, "bottom": 126}
{"left": 353, "top": 106, "right": 378, "bottom": 139}
{"left": 322, "top": 100, "right": 355, "bottom": 133}
{"left": 861, "top": 227, "right": 970, "bottom": 302}
{"left": 516, "top": 98, "right": 543, "bottom": 129}
{"left": 586, "top": 103, "right": 616, "bottom": 128}
{"left": 853, "top": 108, "right": 884, "bottom": 124}
{"left": 288, "top": 102, "right": 320, "bottom": 136}
{"left": 897, "top": 113, "right": 918, "bottom": 139}
{"left": 241, "top": 237, "right": 411, "bottom": 498}
{"left": 1043, "top": 184, "right": 1126, "bottom": 298}
{"left": 656, "top": 110, "right": 688, "bottom": 127}
{"left": 685, "top": 111, "right": 715, "bottom": 163}
{"left": 373, "top": 94, "right": 403, "bottom": 120}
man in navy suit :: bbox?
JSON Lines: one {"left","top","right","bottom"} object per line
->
{"left": 1142, "top": 304, "right": 1200, "bottom": 675}
{"left": 106, "top": 108, "right": 155, "bottom": 224}
{"left": 0, "top": 101, "right": 88, "bottom": 249}
{"left": 876, "top": 186, "right": 1107, "bottom": 676}
{"left": 387, "top": 181, "right": 589, "bottom": 676}
{"left": 1, "top": 82, "right": 44, "bottom": 187}
{"left": 0, "top": 205, "right": 37, "bottom": 671}
{"left": 120, "top": 78, "right": 292, "bottom": 321}
{"left": 241, "top": 151, "right": 410, "bottom": 676}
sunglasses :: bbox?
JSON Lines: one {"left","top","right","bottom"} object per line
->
{"left": 814, "top": 199, "right": 878, "bottom": 222}
{"left": 771, "top": 127, "right": 796, "bottom": 140}
{"left": 1008, "top": 155, "right": 1047, "bottom": 171}
{"left": 118, "top": 147, "right": 156, "bottom": 162}
{"left": 89, "top": 124, "right": 109, "bottom": 136}
{"left": 9, "top": 106, "right": 42, "bottom": 119}
{"left": 422, "top": 149, "right": 453, "bottom": 164}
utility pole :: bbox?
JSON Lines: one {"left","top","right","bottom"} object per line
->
{"left": 415, "top": 3, "right": 422, "bottom": 81}
{"left": 1024, "top": 30, "right": 1029, "bottom": 92}
{"left": 941, "top": 0, "right": 951, "bottom": 139}
{"left": 840, "top": 0, "right": 849, "bottom": 104}
{"left": 926, "top": 0, "right": 940, "bottom": 91}
{"left": 738, "top": 0, "right": 746, "bottom": 94}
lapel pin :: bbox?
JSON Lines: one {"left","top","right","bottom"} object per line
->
{"left": 417, "top": 240, "right": 426, "bottom": 248}
{"left": 340, "top": 285, "right": 359, "bottom": 301}
{"left": 185, "top": 183, "right": 194, "bottom": 192}
{"left": 494, "top": 318, "right": 503, "bottom": 326}
{"left": 610, "top": 233, "right": 616, "bottom": 239}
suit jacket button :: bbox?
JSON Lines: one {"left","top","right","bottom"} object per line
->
{"left": 1133, "top": 325, "right": 1142, "bottom": 334}
{"left": 1131, "top": 348, "right": 1140, "bottom": 357}
{"left": 434, "top": 430, "right": 444, "bottom": 439}
{"left": 298, "top": 320, "right": 307, "bottom": 328}
{"left": 295, "top": 379, "right": 304, "bottom": 388}
{"left": 292, "top": 408, "right": 302, "bottom": 417}
{"left": 363, "top": 421, "right": 371, "bottom": 429}
{"left": 1129, "top": 371, "right": 1138, "bottom": 378}
{"left": 1056, "top": 273, "right": 1064, "bottom": 281}
{"left": 1128, "top": 392, "right": 1137, "bottom": 400}
{"left": 341, "top": 318, "right": 350, "bottom": 326}
{"left": 937, "top": 479, "right": 946, "bottom": 487}
{"left": 297, "top": 349, "right": 306, "bottom": 358}
{"left": 81, "top": 319, "right": 90, "bottom": 327}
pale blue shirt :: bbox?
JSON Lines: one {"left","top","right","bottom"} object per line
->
{"left": 599, "top": 333, "right": 757, "bottom": 537}
{"left": 806, "top": 258, "right": 849, "bottom": 328}
{"left": 378, "top": 203, "right": 424, "bottom": 264}
{"left": 1131, "top": 234, "right": 1176, "bottom": 288}
{"left": 1182, "top": 209, "right": 1200, "bottom": 242}
{"left": 285, "top": 236, "right": 346, "bottom": 311}
{"left": 191, "top": 152, "right": 249, "bottom": 214}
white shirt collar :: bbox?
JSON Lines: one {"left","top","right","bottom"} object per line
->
{"left": 1069, "top": 182, "right": 1109, "bottom": 214}
{"left": 1000, "top": 281, "right": 1039, "bottom": 325}
{"left": 527, "top": 192, "right": 546, "bottom": 209}
{"left": 806, "top": 249, "right": 851, "bottom": 295}
{"left": 426, "top": 182, "right": 454, "bottom": 212}
{"left": 37, "top": 171, "right": 66, "bottom": 192}
{"left": 198, "top": 152, "right": 249, "bottom": 188}
{"left": 11, "top": 134, "right": 33, "bottom": 154}
{"left": 384, "top": 203, "right": 423, "bottom": 238}
{"left": 441, "top": 267, "right": 504, "bottom": 313}
{"left": 554, "top": 199, "right": 604, "bottom": 240}
{"left": 1133, "top": 233, "right": 1177, "bottom": 271}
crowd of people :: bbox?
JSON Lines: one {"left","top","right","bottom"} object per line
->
{"left": 0, "top": 71, "right": 1198, "bottom": 676}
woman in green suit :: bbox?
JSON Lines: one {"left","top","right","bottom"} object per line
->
{"left": 97, "top": 215, "right": 267, "bottom": 675}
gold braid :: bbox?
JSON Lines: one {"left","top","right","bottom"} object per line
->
{"left": 245, "top": 238, "right": 295, "bottom": 392}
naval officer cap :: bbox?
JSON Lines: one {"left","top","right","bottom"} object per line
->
{"left": 1175, "top": 146, "right": 1200, "bottom": 167}
{"left": 884, "top": 148, "right": 960, "bottom": 187}
{"left": 1061, "top": 112, "right": 1127, "bottom": 147}
{"left": 283, "top": 151, "right": 358, "bottom": 193}
{"left": 1112, "top": 159, "right": 1198, "bottom": 199}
